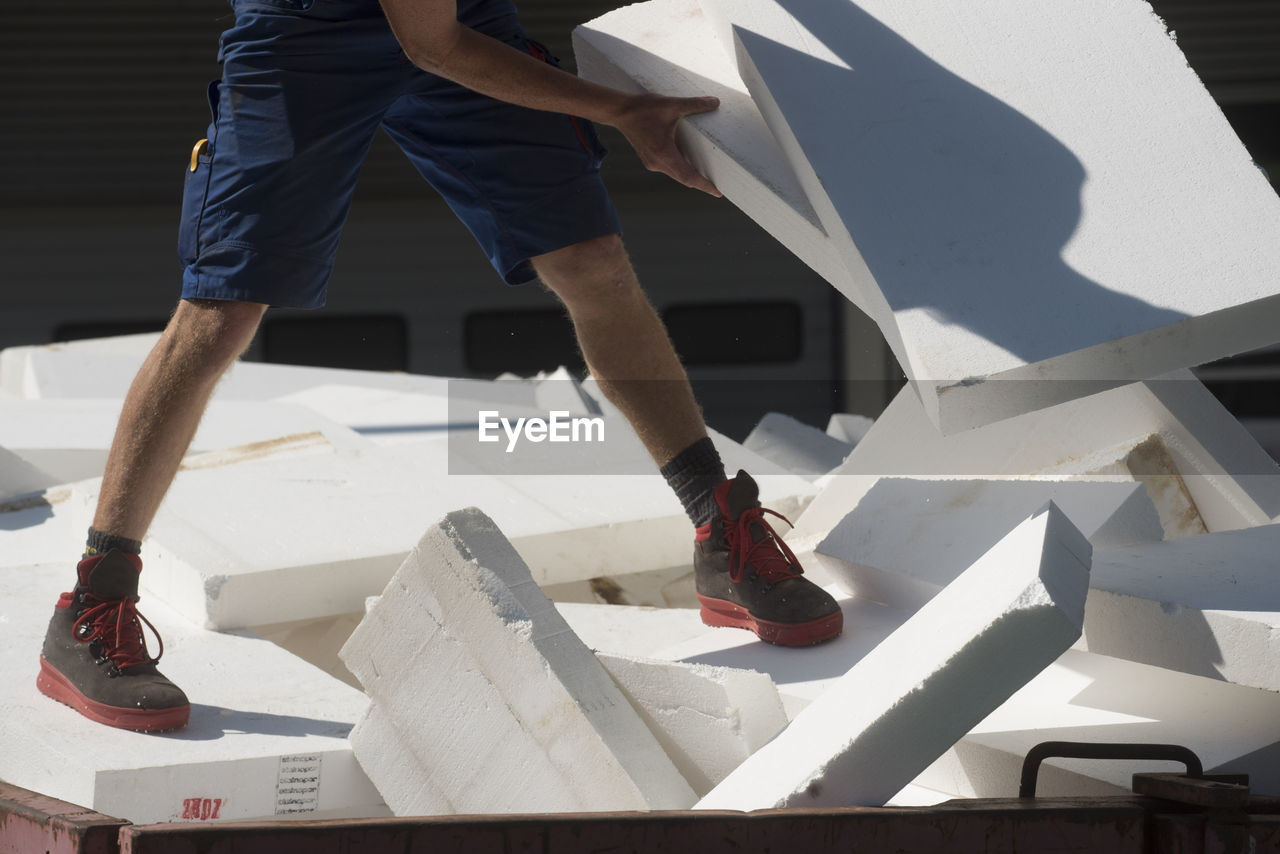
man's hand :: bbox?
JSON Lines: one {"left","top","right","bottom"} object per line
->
{"left": 611, "top": 94, "right": 722, "bottom": 197}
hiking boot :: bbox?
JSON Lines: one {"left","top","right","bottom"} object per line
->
{"left": 37, "top": 550, "right": 190, "bottom": 732}
{"left": 694, "top": 470, "right": 842, "bottom": 646}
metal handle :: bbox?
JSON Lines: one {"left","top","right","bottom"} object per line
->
{"left": 1019, "top": 741, "right": 1203, "bottom": 798}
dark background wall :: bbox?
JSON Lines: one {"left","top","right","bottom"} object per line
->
{"left": 2, "top": 0, "right": 1278, "bottom": 439}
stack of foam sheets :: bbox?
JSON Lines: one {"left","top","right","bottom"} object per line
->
{"left": 0, "top": 336, "right": 823, "bottom": 821}
{"left": 5, "top": 333, "right": 1280, "bottom": 819}
{"left": 2, "top": 334, "right": 815, "bottom": 630}
{"left": 6, "top": 0, "right": 1280, "bottom": 826}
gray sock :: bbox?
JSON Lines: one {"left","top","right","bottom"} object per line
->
{"left": 84, "top": 527, "right": 142, "bottom": 558}
{"left": 660, "top": 437, "right": 727, "bottom": 528}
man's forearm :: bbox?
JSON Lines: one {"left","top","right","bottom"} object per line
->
{"left": 379, "top": 0, "right": 720, "bottom": 196}
{"left": 384, "top": 2, "right": 632, "bottom": 125}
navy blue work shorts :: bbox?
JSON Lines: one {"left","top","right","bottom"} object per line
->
{"left": 178, "top": 0, "right": 621, "bottom": 308}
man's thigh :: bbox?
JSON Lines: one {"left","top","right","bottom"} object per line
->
{"left": 380, "top": 15, "right": 622, "bottom": 287}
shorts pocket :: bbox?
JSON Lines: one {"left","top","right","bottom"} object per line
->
{"left": 523, "top": 38, "right": 608, "bottom": 165}
{"left": 569, "top": 115, "right": 609, "bottom": 165}
{"left": 177, "top": 81, "right": 220, "bottom": 267}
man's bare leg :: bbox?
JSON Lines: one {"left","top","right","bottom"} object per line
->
{"left": 533, "top": 234, "right": 842, "bottom": 646}
{"left": 532, "top": 233, "right": 704, "bottom": 466}
{"left": 38, "top": 298, "right": 265, "bottom": 731}
{"left": 92, "top": 298, "right": 267, "bottom": 541}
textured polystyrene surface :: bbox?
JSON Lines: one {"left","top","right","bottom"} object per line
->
{"left": 790, "top": 373, "right": 1280, "bottom": 552}
{"left": 815, "top": 478, "right": 1159, "bottom": 609}
{"left": 697, "top": 504, "right": 1090, "bottom": 809}
{"left": 340, "top": 508, "right": 696, "bottom": 814}
{"left": 0, "top": 563, "right": 384, "bottom": 825}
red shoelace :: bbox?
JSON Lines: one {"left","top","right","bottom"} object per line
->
{"left": 73, "top": 593, "right": 163, "bottom": 672}
{"left": 725, "top": 506, "right": 803, "bottom": 584}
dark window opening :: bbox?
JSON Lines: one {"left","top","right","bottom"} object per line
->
{"left": 463, "top": 309, "right": 580, "bottom": 377}
{"left": 662, "top": 301, "right": 803, "bottom": 366}
{"left": 261, "top": 314, "right": 409, "bottom": 371}
{"left": 1197, "top": 346, "right": 1280, "bottom": 418}
{"left": 54, "top": 319, "right": 168, "bottom": 342}
{"left": 1201, "top": 379, "right": 1280, "bottom": 418}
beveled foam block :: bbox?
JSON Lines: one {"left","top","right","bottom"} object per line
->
{"left": 743, "top": 412, "right": 853, "bottom": 479}
{"left": 596, "top": 652, "right": 788, "bottom": 797}
{"left": 0, "top": 398, "right": 368, "bottom": 488}
{"left": 573, "top": 0, "right": 842, "bottom": 289}
{"left": 791, "top": 372, "right": 1280, "bottom": 552}
{"left": 340, "top": 508, "right": 695, "bottom": 814}
{"left": 0, "top": 445, "right": 55, "bottom": 501}
{"left": 580, "top": 0, "right": 1280, "bottom": 432}
{"left": 702, "top": 0, "right": 1280, "bottom": 431}
{"left": 814, "top": 477, "right": 1160, "bottom": 610}
{"left": 1082, "top": 526, "right": 1280, "bottom": 693}
{"left": 696, "top": 504, "right": 1089, "bottom": 809}
{"left": 916, "top": 649, "right": 1280, "bottom": 798}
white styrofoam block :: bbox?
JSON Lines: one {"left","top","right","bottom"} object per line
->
{"left": 1, "top": 445, "right": 57, "bottom": 501}
{"left": 0, "top": 561, "right": 385, "bottom": 824}
{"left": 542, "top": 562, "right": 700, "bottom": 609}
{"left": 276, "top": 369, "right": 598, "bottom": 447}
{"left": 0, "top": 485, "right": 81, "bottom": 567}
{"left": 0, "top": 399, "right": 369, "bottom": 487}
{"left": 696, "top": 503, "right": 1090, "bottom": 809}
{"left": 742, "top": 412, "right": 853, "bottom": 480}
{"left": 612, "top": 541, "right": 1280, "bottom": 800}
{"left": 596, "top": 652, "right": 788, "bottom": 797}
{"left": 275, "top": 384, "right": 454, "bottom": 446}
{"left": 249, "top": 611, "right": 365, "bottom": 690}
{"left": 573, "top": 0, "right": 844, "bottom": 289}
{"left": 654, "top": 586, "right": 911, "bottom": 721}
{"left": 0, "top": 335, "right": 160, "bottom": 399}
{"left": 348, "top": 704, "right": 454, "bottom": 816}
{"left": 814, "top": 478, "right": 1160, "bottom": 610}
{"left": 886, "top": 784, "right": 959, "bottom": 808}
{"left": 1080, "top": 526, "right": 1280, "bottom": 693}
{"left": 1, "top": 347, "right": 147, "bottom": 400}
{"left": 340, "top": 508, "right": 696, "bottom": 813}
{"left": 576, "top": 375, "right": 817, "bottom": 496}
{"left": 531, "top": 365, "right": 602, "bottom": 416}
{"left": 700, "top": 0, "right": 1280, "bottom": 432}
{"left": 0, "top": 341, "right": 513, "bottom": 403}
{"left": 791, "top": 373, "right": 1280, "bottom": 551}
{"left": 556, "top": 602, "right": 713, "bottom": 656}
{"left": 915, "top": 649, "right": 1280, "bottom": 798}
{"left": 86, "top": 425, "right": 812, "bottom": 629}
{"left": 825, "top": 413, "right": 874, "bottom": 446}
{"left": 71, "top": 440, "right": 561, "bottom": 629}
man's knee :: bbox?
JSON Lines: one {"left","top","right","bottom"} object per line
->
{"left": 532, "top": 234, "right": 641, "bottom": 309}
{"left": 162, "top": 298, "right": 267, "bottom": 368}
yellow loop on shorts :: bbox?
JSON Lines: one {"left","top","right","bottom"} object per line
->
{"left": 189, "top": 139, "right": 209, "bottom": 173}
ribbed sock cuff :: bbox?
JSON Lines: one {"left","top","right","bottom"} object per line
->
{"left": 84, "top": 527, "right": 142, "bottom": 558}
{"left": 660, "top": 436, "right": 727, "bottom": 528}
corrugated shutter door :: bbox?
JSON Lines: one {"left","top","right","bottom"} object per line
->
{"left": 3, "top": 1, "right": 1275, "bottom": 207}
{"left": 0, "top": 0, "right": 636, "bottom": 207}
{"left": 1152, "top": 0, "right": 1280, "bottom": 103}
{"left": 3, "top": 1, "right": 229, "bottom": 205}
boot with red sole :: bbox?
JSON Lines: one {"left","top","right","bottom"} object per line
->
{"left": 694, "top": 470, "right": 842, "bottom": 646}
{"left": 37, "top": 550, "right": 190, "bottom": 732}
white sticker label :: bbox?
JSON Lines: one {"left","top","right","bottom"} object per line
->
{"left": 275, "top": 753, "right": 321, "bottom": 815}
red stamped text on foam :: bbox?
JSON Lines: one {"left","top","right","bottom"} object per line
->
{"left": 180, "top": 797, "right": 223, "bottom": 821}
